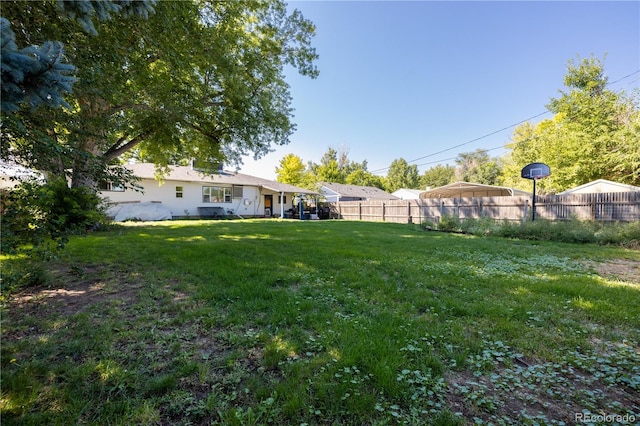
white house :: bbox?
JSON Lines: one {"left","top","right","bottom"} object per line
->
{"left": 100, "top": 163, "right": 317, "bottom": 220}
{"left": 319, "top": 182, "right": 398, "bottom": 202}
{"left": 391, "top": 188, "right": 423, "bottom": 200}
{"left": 558, "top": 179, "right": 640, "bottom": 195}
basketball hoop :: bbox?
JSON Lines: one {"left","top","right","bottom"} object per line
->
{"left": 522, "top": 163, "right": 550, "bottom": 180}
{"left": 521, "top": 163, "right": 551, "bottom": 221}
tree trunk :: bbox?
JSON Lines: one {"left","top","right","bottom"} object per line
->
{"left": 70, "top": 136, "right": 102, "bottom": 189}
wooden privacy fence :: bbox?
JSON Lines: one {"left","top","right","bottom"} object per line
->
{"left": 327, "top": 192, "right": 640, "bottom": 223}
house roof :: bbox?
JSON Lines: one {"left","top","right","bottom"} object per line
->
{"left": 0, "top": 161, "right": 44, "bottom": 189}
{"left": 558, "top": 179, "right": 640, "bottom": 194}
{"left": 124, "top": 163, "right": 318, "bottom": 195}
{"left": 420, "top": 181, "right": 530, "bottom": 198}
{"left": 0, "top": 161, "right": 44, "bottom": 183}
{"left": 319, "top": 182, "right": 398, "bottom": 200}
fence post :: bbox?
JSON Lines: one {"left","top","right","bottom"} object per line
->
{"left": 358, "top": 202, "right": 362, "bottom": 221}
{"left": 407, "top": 201, "right": 412, "bottom": 223}
{"left": 523, "top": 199, "right": 529, "bottom": 223}
{"left": 382, "top": 202, "right": 386, "bottom": 222}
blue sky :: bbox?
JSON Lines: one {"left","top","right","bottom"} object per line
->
{"left": 239, "top": 1, "right": 640, "bottom": 180}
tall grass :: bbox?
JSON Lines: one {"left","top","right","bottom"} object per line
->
{"left": 430, "top": 215, "right": 640, "bottom": 246}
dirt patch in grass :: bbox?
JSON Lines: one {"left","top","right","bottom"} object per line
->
{"left": 445, "top": 356, "right": 639, "bottom": 425}
{"left": 445, "top": 369, "right": 572, "bottom": 424}
{"left": 585, "top": 258, "right": 640, "bottom": 284}
{"left": 8, "top": 264, "right": 142, "bottom": 318}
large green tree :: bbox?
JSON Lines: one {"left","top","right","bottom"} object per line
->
{"left": 307, "top": 147, "right": 367, "bottom": 184}
{"left": 454, "top": 149, "right": 502, "bottom": 185}
{"left": 275, "top": 153, "right": 307, "bottom": 187}
{"left": 345, "top": 166, "right": 384, "bottom": 189}
{"left": 1, "top": 0, "right": 318, "bottom": 188}
{"left": 604, "top": 97, "right": 640, "bottom": 183}
{"left": 420, "top": 164, "right": 455, "bottom": 189}
{"left": 500, "top": 56, "right": 639, "bottom": 192}
{"left": 277, "top": 147, "right": 383, "bottom": 189}
{"left": 314, "top": 148, "right": 344, "bottom": 183}
{"left": 384, "top": 158, "right": 420, "bottom": 192}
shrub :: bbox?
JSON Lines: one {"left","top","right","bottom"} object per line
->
{"left": 459, "top": 217, "right": 499, "bottom": 236}
{"left": 595, "top": 221, "right": 640, "bottom": 248}
{"left": 1, "top": 178, "right": 109, "bottom": 255}
{"left": 555, "top": 219, "right": 598, "bottom": 244}
{"left": 421, "top": 219, "right": 437, "bottom": 230}
{"left": 437, "top": 215, "right": 462, "bottom": 232}
{"left": 0, "top": 258, "right": 50, "bottom": 300}
{"left": 428, "top": 215, "right": 638, "bottom": 247}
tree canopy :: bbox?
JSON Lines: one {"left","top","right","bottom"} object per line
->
{"left": 420, "top": 164, "right": 455, "bottom": 189}
{"left": 275, "top": 153, "right": 307, "bottom": 187}
{"left": 345, "top": 167, "right": 384, "bottom": 189}
{"left": 454, "top": 149, "right": 501, "bottom": 186}
{"left": 1, "top": 0, "right": 318, "bottom": 188}
{"left": 500, "top": 56, "right": 639, "bottom": 193}
{"left": 275, "top": 147, "right": 384, "bottom": 190}
{"left": 384, "top": 158, "right": 420, "bottom": 192}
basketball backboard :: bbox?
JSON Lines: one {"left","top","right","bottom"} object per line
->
{"left": 521, "top": 162, "right": 550, "bottom": 180}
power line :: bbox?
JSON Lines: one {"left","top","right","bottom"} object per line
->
{"left": 409, "top": 112, "right": 547, "bottom": 164}
{"left": 370, "top": 69, "right": 640, "bottom": 175}
{"left": 369, "top": 111, "right": 549, "bottom": 174}
{"left": 608, "top": 69, "right": 640, "bottom": 86}
{"left": 413, "top": 146, "right": 504, "bottom": 169}
{"left": 372, "top": 146, "right": 505, "bottom": 176}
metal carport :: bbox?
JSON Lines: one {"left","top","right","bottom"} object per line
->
{"left": 420, "top": 182, "right": 530, "bottom": 198}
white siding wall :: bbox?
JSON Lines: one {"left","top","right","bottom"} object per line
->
{"left": 100, "top": 178, "right": 295, "bottom": 218}
{"left": 391, "top": 189, "right": 421, "bottom": 200}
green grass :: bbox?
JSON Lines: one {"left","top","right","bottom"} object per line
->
{"left": 2, "top": 220, "right": 639, "bottom": 425}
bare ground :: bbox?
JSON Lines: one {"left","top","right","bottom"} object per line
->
{"left": 584, "top": 258, "right": 640, "bottom": 284}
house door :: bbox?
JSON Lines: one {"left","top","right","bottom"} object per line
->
{"left": 264, "top": 195, "right": 273, "bottom": 217}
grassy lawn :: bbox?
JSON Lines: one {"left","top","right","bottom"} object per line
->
{"left": 1, "top": 220, "right": 639, "bottom": 425}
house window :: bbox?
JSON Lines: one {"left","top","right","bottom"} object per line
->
{"left": 176, "top": 186, "right": 183, "bottom": 198}
{"left": 202, "top": 186, "right": 231, "bottom": 203}
{"left": 232, "top": 185, "right": 243, "bottom": 199}
{"left": 99, "top": 181, "right": 124, "bottom": 192}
